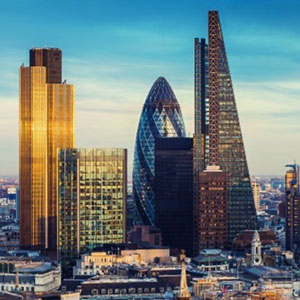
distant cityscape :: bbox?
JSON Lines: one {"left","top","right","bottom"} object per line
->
{"left": 0, "top": 8, "right": 299, "bottom": 300}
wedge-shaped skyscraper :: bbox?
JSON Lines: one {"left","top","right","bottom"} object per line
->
{"left": 194, "top": 12, "right": 257, "bottom": 245}
{"left": 133, "top": 77, "right": 186, "bottom": 225}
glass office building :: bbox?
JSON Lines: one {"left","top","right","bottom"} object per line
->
{"left": 194, "top": 12, "right": 257, "bottom": 244}
{"left": 154, "top": 138, "right": 193, "bottom": 256}
{"left": 19, "top": 48, "right": 74, "bottom": 250}
{"left": 133, "top": 77, "right": 186, "bottom": 225}
{"left": 58, "top": 148, "right": 127, "bottom": 273}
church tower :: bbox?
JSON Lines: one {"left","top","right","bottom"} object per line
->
{"left": 176, "top": 251, "right": 191, "bottom": 300}
{"left": 251, "top": 231, "right": 263, "bottom": 266}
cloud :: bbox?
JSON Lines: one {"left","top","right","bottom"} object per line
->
{"left": 235, "top": 80, "right": 300, "bottom": 176}
{"left": 0, "top": 54, "right": 299, "bottom": 177}
{"left": 0, "top": 97, "right": 18, "bottom": 176}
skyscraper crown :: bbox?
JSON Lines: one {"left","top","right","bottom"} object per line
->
{"left": 145, "top": 77, "right": 179, "bottom": 107}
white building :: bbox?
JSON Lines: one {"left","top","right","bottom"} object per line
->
{"left": 0, "top": 259, "right": 61, "bottom": 293}
{"left": 251, "top": 181, "right": 261, "bottom": 212}
{"left": 73, "top": 248, "right": 170, "bottom": 276}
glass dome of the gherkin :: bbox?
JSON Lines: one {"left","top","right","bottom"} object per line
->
{"left": 133, "top": 77, "right": 186, "bottom": 225}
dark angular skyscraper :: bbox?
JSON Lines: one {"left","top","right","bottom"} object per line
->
{"left": 194, "top": 11, "right": 257, "bottom": 245}
{"left": 154, "top": 137, "right": 193, "bottom": 256}
{"left": 133, "top": 77, "right": 186, "bottom": 225}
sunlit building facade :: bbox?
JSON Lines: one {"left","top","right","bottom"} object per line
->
{"left": 251, "top": 180, "right": 261, "bottom": 212}
{"left": 193, "top": 12, "right": 257, "bottom": 248}
{"left": 133, "top": 77, "right": 186, "bottom": 225}
{"left": 58, "top": 148, "right": 127, "bottom": 273}
{"left": 19, "top": 48, "right": 74, "bottom": 250}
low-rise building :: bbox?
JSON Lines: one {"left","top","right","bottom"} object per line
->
{"left": 0, "top": 259, "right": 61, "bottom": 293}
{"left": 62, "top": 277, "right": 167, "bottom": 296}
{"left": 243, "top": 266, "right": 292, "bottom": 290}
{"left": 191, "top": 250, "right": 229, "bottom": 273}
{"left": 73, "top": 246, "right": 170, "bottom": 276}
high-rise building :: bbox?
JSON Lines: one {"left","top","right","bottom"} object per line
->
{"left": 30, "top": 48, "right": 62, "bottom": 83}
{"left": 195, "top": 167, "right": 228, "bottom": 252}
{"left": 154, "top": 137, "right": 193, "bottom": 256}
{"left": 285, "top": 164, "right": 300, "bottom": 252}
{"left": 16, "top": 187, "right": 20, "bottom": 222}
{"left": 19, "top": 48, "right": 74, "bottom": 250}
{"left": 251, "top": 181, "right": 261, "bottom": 212}
{"left": 193, "top": 11, "right": 257, "bottom": 247}
{"left": 58, "top": 148, "right": 127, "bottom": 273}
{"left": 133, "top": 77, "right": 186, "bottom": 226}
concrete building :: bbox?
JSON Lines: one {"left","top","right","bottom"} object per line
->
{"left": 73, "top": 247, "right": 170, "bottom": 276}
{"left": 0, "top": 259, "right": 61, "bottom": 293}
{"left": 127, "top": 225, "right": 162, "bottom": 246}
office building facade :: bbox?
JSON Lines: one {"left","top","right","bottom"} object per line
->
{"left": 19, "top": 48, "right": 74, "bottom": 250}
{"left": 193, "top": 12, "right": 257, "bottom": 248}
{"left": 133, "top": 77, "right": 186, "bottom": 226}
{"left": 154, "top": 138, "right": 193, "bottom": 256}
{"left": 196, "top": 167, "right": 228, "bottom": 251}
{"left": 58, "top": 148, "right": 127, "bottom": 272}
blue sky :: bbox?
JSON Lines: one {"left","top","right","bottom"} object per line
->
{"left": 1, "top": 0, "right": 300, "bottom": 176}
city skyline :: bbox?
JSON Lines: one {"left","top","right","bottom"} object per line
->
{"left": 1, "top": 0, "right": 300, "bottom": 176}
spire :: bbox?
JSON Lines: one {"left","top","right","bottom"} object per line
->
{"left": 177, "top": 251, "right": 190, "bottom": 300}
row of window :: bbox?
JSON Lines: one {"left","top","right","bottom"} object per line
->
{"left": 82, "top": 287, "right": 166, "bottom": 295}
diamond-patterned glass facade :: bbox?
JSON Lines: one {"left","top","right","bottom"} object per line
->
{"left": 133, "top": 77, "right": 186, "bottom": 225}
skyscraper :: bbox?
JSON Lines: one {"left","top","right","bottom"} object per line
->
{"left": 194, "top": 11, "right": 257, "bottom": 247}
{"left": 154, "top": 137, "right": 193, "bottom": 256}
{"left": 133, "top": 77, "right": 186, "bottom": 226}
{"left": 30, "top": 48, "right": 62, "bottom": 83}
{"left": 58, "top": 148, "right": 127, "bottom": 274}
{"left": 19, "top": 48, "right": 74, "bottom": 250}
{"left": 285, "top": 164, "right": 300, "bottom": 252}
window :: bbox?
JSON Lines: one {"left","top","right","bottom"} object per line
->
{"left": 91, "top": 289, "right": 98, "bottom": 295}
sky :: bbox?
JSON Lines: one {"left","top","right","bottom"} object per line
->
{"left": 0, "top": 0, "right": 300, "bottom": 177}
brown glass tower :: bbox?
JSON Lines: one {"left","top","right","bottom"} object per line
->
{"left": 20, "top": 48, "right": 74, "bottom": 250}
{"left": 30, "top": 48, "right": 62, "bottom": 83}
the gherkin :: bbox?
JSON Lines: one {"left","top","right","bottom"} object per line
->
{"left": 133, "top": 77, "right": 186, "bottom": 225}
